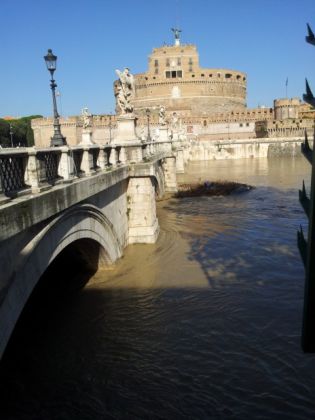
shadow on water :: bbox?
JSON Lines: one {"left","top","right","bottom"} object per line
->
{"left": 0, "top": 282, "right": 315, "bottom": 419}
{"left": 161, "top": 185, "right": 307, "bottom": 290}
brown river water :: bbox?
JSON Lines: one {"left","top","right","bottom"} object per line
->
{"left": 0, "top": 157, "right": 315, "bottom": 419}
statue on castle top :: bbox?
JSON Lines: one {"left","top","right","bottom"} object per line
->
{"left": 171, "top": 27, "right": 182, "bottom": 45}
{"left": 159, "top": 105, "right": 167, "bottom": 126}
{"left": 81, "top": 107, "right": 91, "bottom": 129}
{"left": 115, "top": 68, "right": 135, "bottom": 115}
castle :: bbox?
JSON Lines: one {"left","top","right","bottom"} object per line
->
{"left": 131, "top": 32, "right": 246, "bottom": 116}
{"left": 31, "top": 30, "right": 314, "bottom": 147}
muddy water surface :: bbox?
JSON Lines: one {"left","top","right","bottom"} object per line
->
{"left": 1, "top": 157, "right": 315, "bottom": 419}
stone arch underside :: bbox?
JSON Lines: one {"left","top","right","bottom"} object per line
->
{"left": 152, "top": 162, "right": 165, "bottom": 198}
{"left": 0, "top": 203, "right": 122, "bottom": 359}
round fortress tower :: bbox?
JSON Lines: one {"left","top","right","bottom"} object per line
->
{"left": 131, "top": 29, "right": 247, "bottom": 116}
{"left": 274, "top": 98, "right": 301, "bottom": 120}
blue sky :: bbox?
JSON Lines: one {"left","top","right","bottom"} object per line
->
{"left": 1, "top": 0, "right": 314, "bottom": 117}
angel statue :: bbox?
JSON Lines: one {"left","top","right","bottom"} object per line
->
{"left": 171, "top": 112, "right": 179, "bottom": 130}
{"left": 114, "top": 68, "right": 135, "bottom": 115}
{"left": 159, "top": 105, "right": 167, "bottom": 126}
{"left": 81, "top": 107, "right": 91, "bottom": 129}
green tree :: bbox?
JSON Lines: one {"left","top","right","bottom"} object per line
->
{"left": 0, "top": 115, "right": 42, "bottom": 147}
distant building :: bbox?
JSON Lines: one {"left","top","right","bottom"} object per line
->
{"left": 1, "top": 116, "right": 18, "bottom": 121}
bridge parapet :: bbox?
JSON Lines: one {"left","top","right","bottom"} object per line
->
{"left": 0, "top": 139, "right": 177, "bottom": 204}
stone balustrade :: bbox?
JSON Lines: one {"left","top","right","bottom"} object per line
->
{"left": 0, "top": 139, "right": 176, "bottom": 201}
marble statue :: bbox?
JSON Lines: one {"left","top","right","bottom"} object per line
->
{"left": 171, "top": 112, "right": 179, "bottom": 130}
{"left": 171, "top": 28, "right": 182, "bottom": 40}
{"left": 115, "top": 68, "right": 135, "bottom": 115}
{"left": 81, "top": 107, "right": 91, "bottom": 129}
{"left": 159, "top": 106, "right": 167, "bottom": 126}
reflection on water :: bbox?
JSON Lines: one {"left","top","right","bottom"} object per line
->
{"left": 1, "top": 157, "right": 315, "bottom": 419}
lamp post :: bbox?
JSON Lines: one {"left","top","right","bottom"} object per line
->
{"left": 9, "top": 124, "right": 14, "bottom": 147}
{"left": 146, "top": 108, "right": 151, "bottom": 141}
{"left": 44, "top": 49, "right": 66, "bottom": 147}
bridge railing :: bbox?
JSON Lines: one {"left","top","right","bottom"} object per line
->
{"left": 0, "top": 139, "right": 175, "bottom": 201}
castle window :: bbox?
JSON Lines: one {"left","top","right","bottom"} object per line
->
{"left": 203, "top": 120, "right": 207, "bottom": 127}
{"left": 166, "top": 70, "right": 182, "bottom": 78}
{"left": 155, "top": 68, "right": 158, "bottom": 74}
{"left": 189, "top": 66, "right": 193, "bottom": 72}
{"left": 243, "top": 77, "right": 246, "bottom": 81}
{"left": 236, "top": 75, "right": 241, "bottom": 80}
{"left": 189, "top": 58, "right": 193, "bottom": 65}
{"left": 217, "top": 73, "right": 221, "bottom": 78}
{"left": 240, "top": 123, "right": 243, "bottom": 127}
{"left": 201, "top": 73, "right": 205, "bottom": 77}
{"left": 225, "top": 73, "right": 232, "bottom": 79}
{"left": 192, "top": 74, "right": 195, "bottom": 78}
{"left": 246, "top": 123, "right": 249, "bottom": 127}
{"left": 154, "top": 59, "right": 158, "bottom": 67}
{"left": 209, "top": 74, "right": 212, "bottom": 77}
{"left": 166, "top": 58, "right": 170, "bottom": 67}
{"left": 177, "top": 58, "right": 181, "bottom": 66}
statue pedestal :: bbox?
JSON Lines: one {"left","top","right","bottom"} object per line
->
{"left": 114, "top": 114, "right": 139, "bottom": 143}
{"left": 80, "top": 129, "right": 94, "bottom": 145}
{"left": 159, "top": 126, "right": 169, "bottom": 141}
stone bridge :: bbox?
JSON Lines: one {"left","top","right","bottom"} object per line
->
{"left": 0, "top": 138, "right": 185, "bottom": 359}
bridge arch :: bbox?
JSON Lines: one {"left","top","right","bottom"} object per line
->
{"left": 153, "top": 162, "right": 166, "bottom": 198}
{"left": 0, "top": 203, "right": 122, "bottom": 359}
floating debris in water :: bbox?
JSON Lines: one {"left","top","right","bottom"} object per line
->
{"left": 175, "top": 181, "right": 254, "bottom": 198}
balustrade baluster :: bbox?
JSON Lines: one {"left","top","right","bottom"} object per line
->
{"left": 98, "top": 147, "right": 107, "bottom": 170}
{"left": 81, "top": 146, "right": 95, "bottom": 176}
{"left": 26, "top": 150, "right": 42, "bottom": 193}
{"left": 109, "top": 147, "right": 117, "bottom": 166}
{"left": 58, "top": 146, "right": 73, "bottom": 182}
{"left": 119, "top": 146, "right": 127, "bottom": 164}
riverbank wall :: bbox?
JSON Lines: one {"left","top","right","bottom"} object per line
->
{"left": 188, "top": 137, "right": 303, "bottom": 161}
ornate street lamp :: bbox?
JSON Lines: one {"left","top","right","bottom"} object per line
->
{"left": 146, "top": 108, "right": 151, "bottom": 141}
{"left": 9, "top": 124, "right": 14, "bottom": 148}
{"left": 44, "top": 49, "right": 66, "bottom": 147}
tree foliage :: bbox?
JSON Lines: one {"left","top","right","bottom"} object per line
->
{"left": 0, "top": 115, "right": 42, "bottom": 148}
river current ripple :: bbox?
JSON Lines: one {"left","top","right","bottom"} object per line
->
{"left": 1, "top": 157, "right": 315, "bottom": 419}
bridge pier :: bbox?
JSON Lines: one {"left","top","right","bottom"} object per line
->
{"left": 127, "top": 177, "right": 159, "bottom": 244}
{"left": 176, "top": 148, "right": 185, "bottom": 173}
{"left": 162, "top": 156, "right": 178, "bottom": 192}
